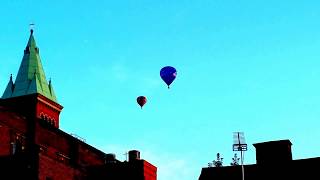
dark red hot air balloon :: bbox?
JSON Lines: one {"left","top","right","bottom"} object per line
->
{"left": 137, "top": 96, "right": 147, "bottom": 109}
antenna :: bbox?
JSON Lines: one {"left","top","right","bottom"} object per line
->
{"left": 123, "top": 151, "right": 128, "bottom": 161}
{"left": 233, "top": 132, "right": 247, "bottom": 180}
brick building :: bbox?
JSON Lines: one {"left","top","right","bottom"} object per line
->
{"left": 0, "top": 29, "right": 157, "bottom": 180}
{"left": 199, "top": 139, "right": 320, "bottom": 180}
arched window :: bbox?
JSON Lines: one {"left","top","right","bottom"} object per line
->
{"left": 40, "top": 112, "right": 45, "bottom": 119}
{"left": 11, "top": 134, "right": 25, "bottom": 155}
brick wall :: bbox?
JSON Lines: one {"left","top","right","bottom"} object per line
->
{"left": 38, "top": 154, "right": 84, "bottom": 180}
{"left": 143, "top": 160, "right": 157, "bottom": 180}
{"left": 0, "top": 107, "right": 28, "bottom": 156}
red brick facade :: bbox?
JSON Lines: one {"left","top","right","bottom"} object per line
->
{"left": 0, "top": 93, "right": 157, "bottom": 180}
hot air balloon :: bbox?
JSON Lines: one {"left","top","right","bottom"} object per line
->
{"left": 160, "top": 66, "right": 177, "bottom": 88}
{"left": 137, "top": 96, "right": 147, "bottom": 109}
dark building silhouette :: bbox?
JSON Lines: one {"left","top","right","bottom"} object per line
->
{"left": 199, "top": 139, "right": 319, "bottom": 180}
{"left": 0, "top": 30, "right": 157, "bottom": 180}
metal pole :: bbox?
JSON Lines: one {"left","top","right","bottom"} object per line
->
{"left": 241, "top": 150, "right": 244, "bottom": 180}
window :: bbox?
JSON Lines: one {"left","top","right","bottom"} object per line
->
{"left": 11, "top": 142, "right": 16, "bottom": 155}
{"left": 10, "top": 133, "right": 25, "bottom": 155}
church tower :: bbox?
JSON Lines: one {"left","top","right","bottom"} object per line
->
{"left": 1, "top": 29, "right": 63, "bottom": 128}
{"left": 0, "top": 29, "right": 157, "bottom": 180}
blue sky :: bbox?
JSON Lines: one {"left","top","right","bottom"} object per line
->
{"left": 1, "top": 1, "right": 320, "bottom": 180}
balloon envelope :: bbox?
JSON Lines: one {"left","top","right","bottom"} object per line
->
{"left": 160, "top": 66, "right": 177, "bottom": 88}
{"left": 137, "top": 96, "right": 147, "bottom": 108}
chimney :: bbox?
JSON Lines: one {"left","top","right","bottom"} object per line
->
{"left": 105, "top": 153, "right": 116, "bottom": 163}
{"left": 128, "top": 150, "right": 140, "bottom": 162}
{"left": 253, "top": 139, "right": 292, "bottom": 165}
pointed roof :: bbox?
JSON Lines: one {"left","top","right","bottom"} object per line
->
{"left": 1, "top": 30, "right": 57, "bottom": 102}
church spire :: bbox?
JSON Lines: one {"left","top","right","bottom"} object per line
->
{"left": 1, "top": 30, "right": 57, "bottom": 102}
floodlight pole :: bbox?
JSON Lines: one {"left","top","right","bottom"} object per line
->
{"left": 233, "top": 132, "right": 247, "bottom": 180}
{"left": 241, "top": 150, "right": 244, "bottom": 180}
{"left": 238, "top": 132, "right": 244, "bottom": 180}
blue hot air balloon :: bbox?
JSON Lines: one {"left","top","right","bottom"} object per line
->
{"left": 160, "top": 66, "right": 177, "bottom": 88}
